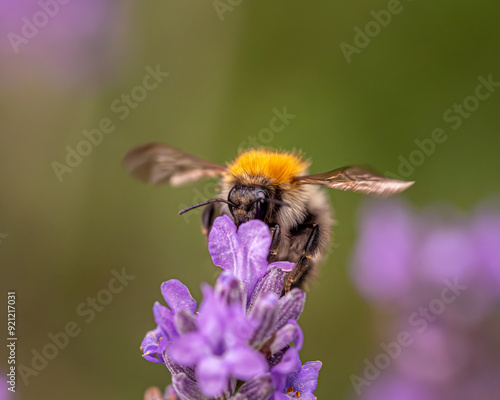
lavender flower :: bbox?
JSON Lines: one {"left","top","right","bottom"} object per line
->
{"left": 0, "top": 0, "right": 128, "bottom": 89}
{"left": 141, "top": 216, "right": 322, "bottom": 400}
{"left": 168, "top": 280, "right": 268, "bottom": 397}
{"left": 350, "top": 199, "right": 500, "bottom": 400}
{"left": 1, "top": 371, "right": 15, "bottom": 400}
{"left": 141, "top": 279, "right": 197, "bottom": 364}
{"left": 269, "top": 346, "right": 322, "bottom": 400}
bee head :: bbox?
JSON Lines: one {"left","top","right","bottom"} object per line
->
{"left": 177, "top": 184, "right": 289, "bottom": 224}
{"left": 228, "top": 185, "right": 270, "bottom": 225}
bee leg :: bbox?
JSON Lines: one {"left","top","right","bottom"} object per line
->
{"left": 284, "top": 224, "right": 320, "bottom": 293}
{"left": 201, "top": 203, "right": 217, "bottom": 238}
{"left": 267, "top": 224, "right": 281, "bottom": 263}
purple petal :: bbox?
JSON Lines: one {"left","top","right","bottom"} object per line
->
{"left": 229, "top": 394, "right": 247, "bottom": 400}
{"left": 295, "top": 394, "right": 316, "bottom": 400}
{"left": 287, "top": 361, "right": 322, "bottom": 394}
{"left": 291, "top": 321, "right": 303, "bottom": 350}
{"left": 276, "top": 289, "right": 306, "bottom": 330}
{"left": 273, "top": 347, "right": 301, "bottom": 375}
{"left": 153, "top": 302, "right": 177, "bottom": 340}
{"left": 197, "top": 284, "right": 226, "bottom": 346}
{"left": 225, "top": 345, "right": 268, "bottom": 380}
{"left": 270, "top": 321, "right": 303, "bottom": 354}
{"left": 197, "top": 356, "right": 230, "bottom": 398}
{"left": 209, "top": 215, "right": 242, "bottom": 273}
{"left": 238, "top": 219, "right": 273, "bottom": 294}
{"left": 174, "top": 309, "right": 197, "bottom": 335}
{"left": 172, "top": 373, "right": 205, "bottom": 400}
{"left": 224, "top": 378, "right": 237, "bottom": 399}
{"left": 199, "top": 283, "right": 251, "bottom": 348}
{"left": 249, "top": 293, "right": 279, "bottom": 347}
{"left": 224, "top": 304, "right": 255, "bottom": 346}
{"left": 156, "top": 337, "right": 169, "bottom": 362}
{"left": 236, "top": 373, "right": 275, "bottom": 400}
{"left": 140, "top": 327, "right": 162, "bottom": 350}
{"left": 248, "top": 268, "right": 287, "bottom": 313}
{"left": 268, "top": 347, "right": 288, "bottom": 369}
{"left": 271, "top": 347, "right": 301, "bottom": 391}
{"left": 215, "top": 271, "right": 245, "bottom": 305}
{"left": 163, "top": 351, "right": 195, "bottom": 379}
{"left": 142, "top": 352, "right": 164, "bottom": 363}
{"left": 268, "top": 261, "right": 295, "bottom": 272}
{"left": 168, "top": 332, "right": 209, "bottom": 366}
{"left": 141, "top": 327, "right": 164, "bottom": 363}
{"left": 161, "top": 280, "right": 197, "bottom": 313}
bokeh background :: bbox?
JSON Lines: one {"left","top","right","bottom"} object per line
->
{"left": 1, "top": 1, "right": 500, "bottom": 399}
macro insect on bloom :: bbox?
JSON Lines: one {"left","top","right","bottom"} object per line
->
{"left": 123, "top": 144, "right": 414, "bottom": 291}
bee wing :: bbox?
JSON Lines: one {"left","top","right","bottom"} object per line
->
{"left": 293, "top": 166, "right": 414, "bottom": 197}
{"left": 123, "top": 143, "right": 226, "bottom": 186}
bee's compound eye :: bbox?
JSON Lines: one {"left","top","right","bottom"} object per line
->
{"left": 254, "top": 198, "right": 269, "bottom": 221}
{"left": 228, "top": 186, "right": 236, "bottom": 203}
{"left": 228, "top": 185, "right": 243, "bottom": 206}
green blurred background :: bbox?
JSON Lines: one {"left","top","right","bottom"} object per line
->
{"left": 1, "top": 1, "right": 500, "bottom": 399}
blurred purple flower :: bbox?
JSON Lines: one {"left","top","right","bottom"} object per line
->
{"left": 360, "top": 375, "right": 437, "bottom": 400}
{"left": 1, "top": 372, "right": 15, "bottom": 400}
{"left": 352, "top": 199, "right": 500, "bottom": 308}
{"left": 351, "top": 198, "right": 500, "bottom": 400}
{"left": 351, "top": 200, "right": 417, "bottom": 303}
{"left": 141, "top": 217, "right": 321, "bottom": 399}
{"left": 0, "top": 0, "right": 130, "bottom": 89}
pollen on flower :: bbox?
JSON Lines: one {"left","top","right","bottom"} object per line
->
{"left": 286, "top": 387, "right": 301, "bottom": 397}
{"left": 227, "top": 149, "right": 309, "bottom": 184}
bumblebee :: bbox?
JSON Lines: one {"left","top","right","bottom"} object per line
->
{"left": 123, "top": 144, "right": 413, "bottom": 292}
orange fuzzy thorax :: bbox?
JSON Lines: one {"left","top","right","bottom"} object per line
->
{"left": 227, "top": 149, "right": 309, "bottom": 184}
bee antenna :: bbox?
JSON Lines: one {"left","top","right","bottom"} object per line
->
{"left": 178, "top": 198, "right": 237, "bottom": 215}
